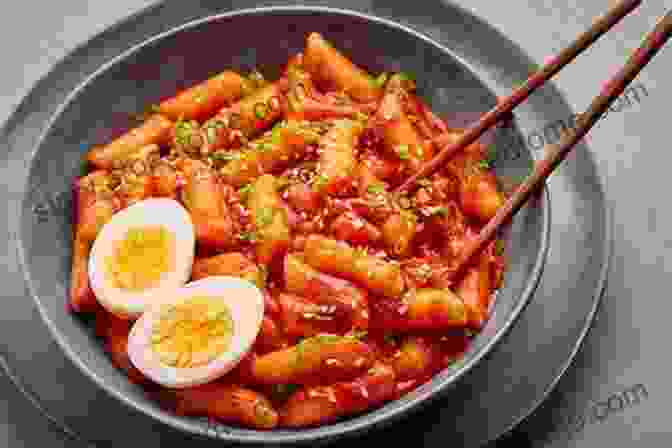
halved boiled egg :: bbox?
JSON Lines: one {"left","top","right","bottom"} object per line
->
{"left": 127, "top": 276, "right": 264, "bottom": 388}
{"left": 88, "top": 198, "right": 195, "bottom": 319}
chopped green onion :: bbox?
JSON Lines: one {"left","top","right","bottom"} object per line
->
{"left": 313, "top": 173, "right": 329, "bottom": 190}
{"left": 254, "top": 102, "right": 268, "bottom": 119}
{"left": 271, "top": 123, "right": 284, "bottom": 144}
{"left": 396, "top": 144, "right": 411, "bottom": 160}
{"left": 307, "top": 333, "right": 347, "bottom": 345}
{"left": 295, "top": 339, "right": 307, "bottom": 365}
{"left": 255, "top": 207, "right": 274, "bottom": 228}
{"left": 429, "top": 206, "right": 449, "bottom": 217}
{"left": 79, "top": 159, "right": 89, "bottom": 177}
{"left": 294, "top": 333, "right": 347, "bottom": 366}
{"left": 316, "top": 334, "right": 345, "bottom": 344}
{"left": 477, "top": 159, "right": 491, "bottom": 170}
{"left": 372, "top": 72, "right": 389, "bottom": 88}
{"left": 205, "top": 119, "right": 226, "bottom": 130}
{"left": 449, "top": 357, "right": 465, "bottom": 368}
{"left": 397, "top": 71, "right": 416, "bottom": 82}
{"left": 211, "top": 151, "right": 240, "bottom": 161}
{"left": 354, "top": 247, "right": 369, "bottom": 258}
{"left": 367, "top": 183, "right": 387, "bottom": 195}
{"left": 239, "top": 231, "right": 257, "bottom": 242}
{"left": 238, "top": 183, "right": 255, "bottom": 196}
{"left": 174, "top": 119, "right": 198, "bottom": 146}
{"left": 206, "top": 127, "right": 217, "bottom": 144}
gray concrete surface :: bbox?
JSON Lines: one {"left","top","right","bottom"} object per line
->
{"left": 1, "top": 1, "right": 670, "bottom": 446}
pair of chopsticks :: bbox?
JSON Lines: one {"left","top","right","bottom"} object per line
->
{"left": 395, "top": 0, "right": 671, "bottom": 281}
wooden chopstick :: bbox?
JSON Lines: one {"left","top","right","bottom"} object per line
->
{"left": 446, "top": 10, "right": 672, "bottom": 282}
{"left": 395, "top": 0, "right": 642, "bottom": 193}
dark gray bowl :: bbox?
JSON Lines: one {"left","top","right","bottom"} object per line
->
{"left": 17, "top": 6, "right": 548, "bottom": 445}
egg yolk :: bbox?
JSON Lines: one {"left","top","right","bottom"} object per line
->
{"left": 151, "top": 296, "right": 234, "bottom": 368}
{"left": 106, "top": 226, "right": 174, "bottom": 291}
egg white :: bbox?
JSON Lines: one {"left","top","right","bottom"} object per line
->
{"left": 126, "top": 276, "right": 265, "bottom": 388}
{"left": 88, "top": 198, "right": 195, "bottom": 319}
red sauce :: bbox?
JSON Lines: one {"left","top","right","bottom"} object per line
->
{"left": 74, "top": 33, "right": 507, "bottom": 430}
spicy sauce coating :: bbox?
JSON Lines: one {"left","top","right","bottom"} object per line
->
{"left": 72, "top": 32, "right": 506, "bottom": 430}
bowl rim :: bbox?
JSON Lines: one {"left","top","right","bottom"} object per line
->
{"left": 15, "top": 4, "right": 550, "bottom": 444}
